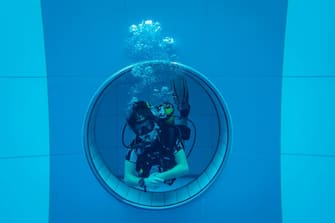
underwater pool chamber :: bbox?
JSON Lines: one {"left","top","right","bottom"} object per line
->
{"left": 84, "top": 60, "right": 232, "bottom": 209}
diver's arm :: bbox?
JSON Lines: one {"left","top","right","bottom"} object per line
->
{"left": 124, "top": 160, "right": 164, "bottom": 187}
{"left": 124, "top": 160, "right": 141, "bottom": 186}
{"left": 155, "top": 149, "right": 189, "bottom": 180}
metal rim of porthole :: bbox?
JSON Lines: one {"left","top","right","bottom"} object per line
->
{"left": 83, "top": 60, "right": 232, "bottom": 209}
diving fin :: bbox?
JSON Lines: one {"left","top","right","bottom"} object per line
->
{"left": 171, "top": 75, "right": 190, "bottom": 118}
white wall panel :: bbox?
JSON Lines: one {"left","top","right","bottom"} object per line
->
{"left": 0, "top": 1, "right": 49, "bottom": 223}
{"left": 283, "top": 0, "right": 335, "bottom": 76}
{"left": 282, "top": 1, "right": 335, "bottom": 222}
{"left": 281, "top": 77, "right": 335, "bottom": 156}
{"left": 0, "top": 157, "right": 49, "bottom": 223}
{"left": 0, "top": 1, "right": 46, "bottom": 76}
{"left": 281, "top": 154, "right": 335, "bottom": 223}
{"left": 1, "top": 78, "right": 50, "bottom": 157}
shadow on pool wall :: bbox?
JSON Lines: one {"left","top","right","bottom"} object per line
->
{"left": 41, "top": 0, "right": 287, "bottom": 222}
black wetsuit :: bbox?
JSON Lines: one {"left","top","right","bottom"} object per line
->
{"left": 125, "top": 123, "right": 184, "bottom": 182}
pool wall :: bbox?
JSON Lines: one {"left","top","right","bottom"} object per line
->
{"left": 1, "top": 0, "right": 334, "bottom": 223}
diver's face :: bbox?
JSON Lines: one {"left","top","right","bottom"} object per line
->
{"left": 134, "top": 120, "right": 158, "bottom": 142}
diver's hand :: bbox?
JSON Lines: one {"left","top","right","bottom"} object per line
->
{"left": 144, "top": 173, "right": 164, "bottom": 188}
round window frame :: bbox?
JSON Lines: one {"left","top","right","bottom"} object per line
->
{"left": 84, "top": 60, "right": 232, "bottom": 209}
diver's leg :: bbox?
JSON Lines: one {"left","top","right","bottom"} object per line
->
{"left": 171, "top": 75, "right": 191, "bottom": 120}
{"left": 171, "top": 75, "right": 191, "bottom": 139}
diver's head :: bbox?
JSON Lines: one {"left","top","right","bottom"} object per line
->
{"left": 127, "top": 101, "right": 159, "bottom": 142}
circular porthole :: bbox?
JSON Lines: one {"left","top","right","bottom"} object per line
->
{"left": 84, "top": 60, "right": 231, "bottom": 209}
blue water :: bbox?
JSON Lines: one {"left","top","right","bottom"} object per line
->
{"left": 41, "top": 0, "right": 286, "bottom": 222}
{"left": 3, "top": 0, "right": 335, "bottom": 223}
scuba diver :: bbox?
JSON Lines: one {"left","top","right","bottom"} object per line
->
{"left": 123, "top": 75, "right": 191, "bottom": 191}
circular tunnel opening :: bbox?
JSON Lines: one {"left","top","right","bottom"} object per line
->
{"left": 84, "top": 60, "right": 231, "bottom": 209}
